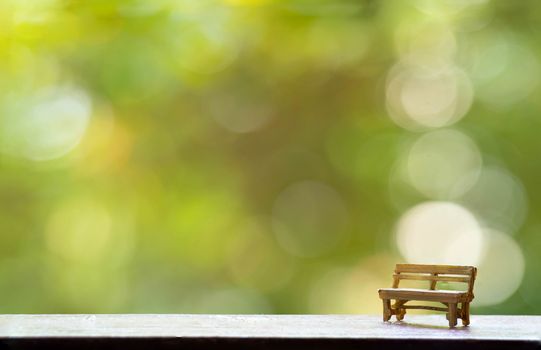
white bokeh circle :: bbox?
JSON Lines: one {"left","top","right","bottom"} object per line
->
{"left": 395, "top": 201, "right": 484, "bottom": 265}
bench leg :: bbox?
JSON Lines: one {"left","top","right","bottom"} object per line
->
{"left": 448, "top": 303, "right": 457, "bottom": 327}
{"left": 393, "top": 300, "right": 406, "bottom": 321}
{"left": 461, "top": 302, "right": 470, "bottom": 326}
{"left": 382, "top": 299, "right": 392, "bottom": 322}
{"left": 396, "top": 308, "right": 406, "bottom": 321}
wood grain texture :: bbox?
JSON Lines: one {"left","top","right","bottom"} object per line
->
{"left": 379, "top": 288, "right": 469, "bottom": 302}
{"left": 395, "top": 264, "right": 476, "bottom": 275}
{"left": 393, "top": 273, "right": 471, "bottom": 283}
{"left": 0, "top": 315, "right": 539, "bottom": 350}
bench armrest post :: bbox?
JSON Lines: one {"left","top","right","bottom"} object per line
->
{"left": 429, "top": 273, "right": 437, "bottom": 290}
{"left": 392, "top": 272, "right": 400, "bottom": 288}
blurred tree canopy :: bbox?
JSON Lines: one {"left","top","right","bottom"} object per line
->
{"left": 0, "top": 0, "right": 540, "bottom": 315}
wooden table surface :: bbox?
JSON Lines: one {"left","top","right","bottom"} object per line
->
{"left": 0, "top": 314, "right": 540, "bottom": 349}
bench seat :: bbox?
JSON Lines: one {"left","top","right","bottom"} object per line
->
{"left": 378, "top": 288, "right": 470, "bottom": 303}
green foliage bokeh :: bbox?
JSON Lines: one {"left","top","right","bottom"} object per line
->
{"left": 0, "top": 0, "right": 540, "bottom": 315}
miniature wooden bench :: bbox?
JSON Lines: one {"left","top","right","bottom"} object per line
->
{"left": 378, "top": 264, "right": 477, "bottom": 327}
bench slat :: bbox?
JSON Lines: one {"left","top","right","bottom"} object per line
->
{"left": 395, "top": 264, "right": 475, "bottom": 275}
{"left": 402, "top": 305, "right": 449, "bottom": 312}
{"left": 393, "top": 274, "right": 470, "bottom": 283}
{"left": 378, "top": 288, "right": 470, "bottom": 303}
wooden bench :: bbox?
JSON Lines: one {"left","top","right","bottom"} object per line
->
{"left": 378, "top": 264, "right": 477, "bottom": 327}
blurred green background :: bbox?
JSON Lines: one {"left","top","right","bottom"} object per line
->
{"left": 0, "top": 0, "right": 540, "bottom": 315}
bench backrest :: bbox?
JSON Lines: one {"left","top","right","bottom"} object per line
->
{"left": 392, "top": 264, "right": 477, "bottom": 296}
